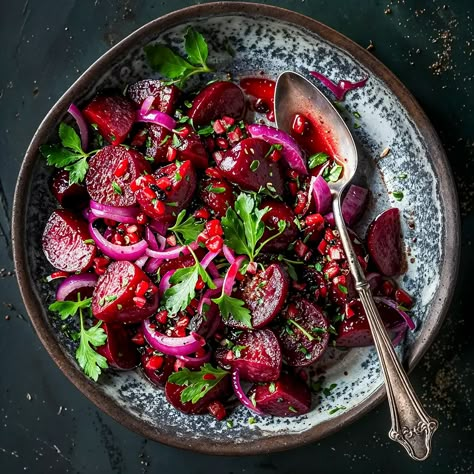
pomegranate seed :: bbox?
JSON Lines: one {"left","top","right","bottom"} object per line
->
{"left": 174, "top": 359, "right": 186, "bottom": 371}
{"left": 235, "top": 270, "right": 245, "bottom": 281}
{"left": 324, "top": 228, "right": 335, "bottom": 242}
{"left": 395, "top": 289, "right": 413, "bottom": 307}
{"left": 176, "top": 315, "right": 190, "bottom": 329}
{"left": 286, "top": 303, "right": 299, "bottom": 319}
{"left": 286, "top": 169, "right": 299, "bottom": 180}
{"left": 156, "top": 177, "right": 172, "bottom": 190}
{"left": 323, "top": 261, "right": 340, "bottom": 279}
{"left": 133, "top": 296, "right": 146, "bottom": 308}
{"left": 292, "top": 113, "right": 307, "bottom": 134}
{"left": 112, "top": 234, "right": 125, "bottom": 245}
{"left": 148, "top": 284, "right": 158, "bottom": 295}
{"left": 190, "top": 298, "right": 199, "bottom": 309}
{"left": 197, "top": 231, "right": 209, "bottom": 244}
{"left": 288, "top": 181, "right": 298, "bottom": 197}
{"left": 94, "top": 267, "right": 106, "bottom": 276}
{"left": 294, "top": 240, "right": 309, "bottom": 258}
{"left": 156, "top": 310, "right": 168, "bottom": 324}
{"left": 176, "top": 126, "right": 190, "bottom": 138}
{"left": 382, "top": 280, "right": 395, "bottom": 297}
{"left": 143, "top": 187, "right": 156, "bottom": 200}
{"left": 317, "top": 240, "right": 327, "bottom": 255}
{"left": 320, "top": 286, "right": 328, "bottom": 298}
{"left": 153, "top": 200, "right": 165, "bottom": 215}
{"left": 166, "top": 234, "right": 177, "bottom": 246}
{"left": 222, "top": 116, "right": 235, "bottom": 127}
{"left": 292, "top": 281, "right": 306, "bottom": 291}
{"left": 130, "top": 179, "right": 140, "bottom": 192}
{"left": 294, "top": 191, "right": 307, "bottom": 214}
{"left": 195, "top": 276, "right": 205, "bottom": 290}
{"left": 137, "top": 212, "right": 148, "bottom": 225}
{"left": 246, "top": 261, "right": 257, "bottom": 275}
{"left": 333, "top": 274, "right": 347, "bottom": 286}
{"left": 206, "top": 235, "right": 224, "bottom": 252}
{"left": 186, "top": 304, "right": 196, "bottom": 316}
{"left": 179, "top": 161, "right": 191, "bottom": 176}
{"left": 146, "top": 355, "right": 164, "bottom": 371}
{"left": 205, "top": 167, "right": 223, "bottom": 179}
{"left": 135, "top": 280, "right": 149, "bottom": 297}
{"left": 269, "top": 149, "right": 281, "bottom": 162}
{"left": 131, "top": 333, "right": 145, "bottom": 345}
{"left": 328, "top": 246, "right": 344, "bottom": 261}
{"left": 266, "top": 108, "right": 275, "bottom": 122}
{"left": 174, "top": 327, "right": 186, "bottom": 337}
{"left": 214, "top": 332, "right": 224, "bottom": 342}
{"left": 305, "top": 213, "right": 324, "bottom": 228}
{"left": 227, "top": 130, "right": 240, "bottom": 144}
{"left": 114, "top": 159, "right": 129, "bottom": 177}
{"left": 213, "top": 120, "right": 226, "bottom": 134}
{"left": 126, "top": 225, "right": 138, "bottom": 234}
{"left": 127, "top": 233, "right": 140, "bottom": 244}
{"left": 195, "top": 347, "right": 206, "bottom": 357}
{"left": 47, "top": 270, "right": 70, "bottom": 281}
{"left": 208, "top": 400, "right": 227, "bottom": 421}
{"left": 166, "top": 146, "right": 177, "bottom": 161}
{"left": 206, "top": 219, "right": 223, "bottom": 237}
{"left": 345, "top": 302, "right": 356, "bottom": 319}
{"left": 216, "top": 137, "right": 229, "bottom": 149}
{"left": 194, "top": 207, "right": 210, "bottom": 219}
{"left": 203, "top": 373, "right": 216, "bottom": 381}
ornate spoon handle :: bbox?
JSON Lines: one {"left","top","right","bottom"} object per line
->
{"left": 332, "top": 197, "right": 438, "bottom": 461}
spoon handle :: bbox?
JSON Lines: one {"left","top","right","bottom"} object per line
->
{"left": 332, "top": 197, "right": 438, "bottom": 461}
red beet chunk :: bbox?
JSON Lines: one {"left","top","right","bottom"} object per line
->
{"left": 83, "top": 94, "right": 136, "bottom": 145}
{"left": 335, "top": 300, "right": 407, "bottom": 347}
{"left": 240, "top": 77, "right": 276, "bottom": 101}
{"left": 215, "top": 329, "right": 282, "bottom": 382}
{"left": 249, "top": 373, "right": 311, "bottom": 417}
{"left": 145, "top": 124, "right": 171, "bottom": 164}
{"left": 367, "top": 208, "right": 403, "bottom": 276}
{"left": 126, "top": 79, "right": 180, "bottom": 115}
{"left": 165, "top": 374, "right": 231, "bottom": 414}
{"left": 86, "top": 145, "right": 151, "bottom": 206}
{"left": 51, "top": 170, "right": 89, "bottom": 210}
{"left": 134, "top": 161, "right": 197, "bottom": 222}
{"left": 92, "top": 261, "right": 159, "bottom": 324}
{"left": 260, "top": 199, "right": 298, "bottom": 252}
{"left": 188, "top": 81, "right": 245, "bottom": 126}
{"left": 141, "top": 347, "right": 175, "bottom": 387}
{"left": 216, "top": 138, "right": 284, "bottom": 194}
{"left": 241, "top": 263, "right": 289, "bottom": 329}
{"left": 199, "top": 178, "right": 235, "bottom": 217}
{"left": 96, "top": 323, "right": 139, "bottom": 370}
{"left": 277, "top": 297, "right": 330, "bottom": 367}
{"left": 42, "top": 209, "right": 96, "bottom": 273}
{"left": 175, "top": 129, "right": 209, "bottom": 169}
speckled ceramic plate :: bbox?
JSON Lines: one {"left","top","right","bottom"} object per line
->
{"left": 13, "top": 2, "right": 460, "bottom": 455}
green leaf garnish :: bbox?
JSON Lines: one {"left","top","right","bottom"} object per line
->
{"left": 49, "top": 297, "right": 92, "bottom": 321}
{"left": 393, "top": 191, "right": 404, "bottom": 201}
{"left": 184, "top": 26, "right": 209, "bottom": 67}
{"left": 308, "top": 152, "right": 329, "bottom": 169}
{"left": 212, "top": 292, "right": 252, "bottom": 328}
{"left": 112, "top": 181, "right": 123, "bottom": 195}
{"left": 325, "top": 164, "right": 343, "bottom": 183}
{"left": 168, "top": 210, "right": 205, "bottom": 244}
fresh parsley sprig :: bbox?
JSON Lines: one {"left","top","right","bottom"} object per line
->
{"left": 168, "top": 363, "right": 229, "bottom": 404}
{"left": 49, "top": 295, "right": 108, "bottom": 381}
{"left": 168, "top": 210, "right": 205, "bottom": 245}
{"left": 145, "top": 27, "right": 212, "bottom": 87}
{"left": 212, "top": 292, "right": 252, "bottom": 329}
{"left": 40, "top": 123, "right": 97, "bottom": 184}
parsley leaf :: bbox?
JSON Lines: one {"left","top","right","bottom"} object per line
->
{"left": 168, "top": 210, "right": 205, "bottom": 244}
{"left": 308, "top": 152, "right": 329, "bottom": 169}
{"left": 393, "top": 190, "right": 404, "bottom": 201}
{"left": 49, "top": 297, "right": 92, "bottom": 320}
{"left": 184, "top": 26, "right": 209, "bottom": 67}
{"left": 212, "top": 292, "right": 252, "bottom": 328}
{"left": 168, "top": 363, "right": 229, "bottom": 404}
{"left": 324, "top": 164, "right": 343, "bottom": 183}
{"left": 59, "top": 122, "right": 83, "bottom": 153}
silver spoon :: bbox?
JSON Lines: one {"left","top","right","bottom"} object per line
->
{"left": 274, "top": 71, "right": 438, "bottom": 461}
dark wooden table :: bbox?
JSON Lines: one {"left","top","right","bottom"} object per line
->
{"left": 1, "top": 0, "right": 473, "bottom": 472}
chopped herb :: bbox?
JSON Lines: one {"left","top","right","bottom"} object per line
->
{"left": 248, "top": 417, "right": 256, "bottom": 425}
{"left": 288, "top": 319, "right": 314, "bottom": 341}
{"left": 308, "top": 152, "right": 329, "bottom": 169}
{"left": 184, "top": 99, "right": 193, "bottom": 108}
{"left": 398, "top": 172, "right": 408, "bottom": 179}
{"left": 197, "top": 124, "right": 214, "bottom": 136}
{"left": 168, "top": 210, "right": 205, "bottom": 244}
{"left": 226, "top": 420, "right": 234, "bottom": 428}
{"left": 315, "top": 262, "right": 323, "bottom": 272}
{"left": 232, "top": 345, "right": 247, "bottom": 358}
{"left": 206, "top": 185, "right": 226, "bottom": 194}
{"left": 323, "top": 383, "right": 337, "bottom": 397}
{"left": 266, "top": 183, "right": 277, "bottom": 193}
{"left": 212, "top": 292, "right": 252, "bottom": 329}
{"left": 117, "top": 304, "right": 123, "bottom": 310}
{"left": 393, "top": 191, "right": 404, "bottom": 201}
{"left": 328, "top": 405, "right": 346, "bottom": 415}
{"left": 144, "top": 155, "right": 155, "bottom": 162}
{"left": 325, "top": 164, "right": 343, "bottom": 183}
{"left": 83, "top": 239, "right": 95, "bottom": 245}
{"left": 159, "top": 135, "right": 171, "bottom": 146}
{"left": 264, "top": 143, "right": 283, "bottom": 158}
{"left": 174, "top": 171, "right": 182, "bottom": 182}
{"left": 269, "top": 382, "right": 276, "bottom": 393}
{"left": 338, "top": 284, "right": 348, "bottom": 294}
{"left": 104, "top": 295, "right": 117, "bottom": 303}
{"left": 250, "top": 160, "right": 260, "bottom": 171}
{"left": 112, "top": 181, "right": 123, "bottom": 195}
{"left": 353, "top": 111, "right": 361, "bottom": 119}
{"left": 353, "top": 123, "right": 361, "bottom": 129}
{"left": 288, "top": 406, "right": 298, "bottom": 413}
{"left": 172, "top": 134, "right": 182, "bottom": 148}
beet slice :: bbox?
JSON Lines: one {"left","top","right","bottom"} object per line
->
{"left": 188, "top": 81, "right": 245, "bottom": 126}
{"left": 51, "top": 170, "right": 89, "bottom": 210}
{"left": 86, "top": 145, "right": 151, "bottom": 206}
{"left": 260, "top": 199, "right": 299, "bottom": 252}
{"left": 92, "top": 261, "right": 159, "bottom": 324}
{"left": 96, "top": 323, "right": 139, "bottom": 370}
{"left": 42, "top": 209, "right": 96, "bottom": 273}
{"left": 83, "top": 94, "right": 136, "bottom": 145}
{"left": 165, "top": 374, "right": 231, "bottom": 414}
{"left": 248, "top": 373, "right": 311, "bottom": 417}
{"left": 276, "top": 297, "right": 330, "bottom": 367}
{"left": 134, "top": 160, "right": 196, "bottom": 222}
{"left": 215, "top": 329, "right": 282, "bottom": 382}
{"left": 367, "top": 208, "right": 402, "bottom": 276}
{"left": 175, "top": 129, "right": 209, "bottom": 169}
{"left": 126, "top": 79, "right": 180, "bottom": 115}
{"left": 335, "top": 300, "right": 407, "bottom": 347}
{"left": 199, "top": 178, "right": 235, "bottom": 217}
{"left": 145, "top": 124, "right": 171, "bottom": 164}
{"left": 216, "top": 137, "right": 284, "bottom": 195}
{"left": 141, "top": 348, "right": 175, "bottom": 387}
{"left": 240, "top": 263, "right": 289, "bottom": 329}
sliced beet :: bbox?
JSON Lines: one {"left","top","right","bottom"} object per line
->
{"left": 92, "top": 261, "right": 159, "bottom": 324}
{"left": 216, "top": 137, "right": 284, "bottom": 194}
{"left": 134, "top": 160, "right": 197, "bottom": 222}
{"left": 145, "top": 124, "right": 171, "bottom": 164}
{"left": 51, "top": 170, "right": 89, "bottom": 210}
{"left": 248, "top": 373, "right": 311, "bottom": 417}
{"left": 335, "top": 300, "right": 407, "bottom": 347}
{"left": 175, "top": 128, "right": 209, "bottom": 169}
{"left": 42, "top": 209, "right": 96, "bottom": 273}
{"left": 260, "top": 199, "right": 299, "bottom": 252}
{"left": 126, "top": 79, "right": 180, "bottom": 115}
{"left": 199, "top": 178, "right": 235, "bottom": 217}
{"left": 367, "top": 208, "right": 402, "bottom": 276}
{"left": 277, "top": 297, "right": 330, "bottom": 367}
{"left": 86, "top": 145, "right": 151, "bottom": 206}
{"left": 165, "top": 373, "right": 231, "bottom": 414}
{"left": 240, "top": 263, "right": 289, "bottom": 329}
{"left": 215, "top": 329, "right": 282, "bottom": 382}
{"left": 83, "top": 94, "right": 136, "bottom": 145}
{"left": 188, "top": 81, "right": 245, "bottom": 126}
{"left": 141, "top": 348, "right": 175, "bottom": 387}
{"left": 96, "top": 323, "right": 139, "bottom": 370}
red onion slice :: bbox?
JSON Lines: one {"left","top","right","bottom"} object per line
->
{"left": 89, "top": 223, "right": 148, "bottom": 261}
{"left": 136, "top": 109, "right": 176, "bottom": 131}
{"left": 374, "top": 296, "right": 416, "bottom": 330}
{"left": 89, "top": 200, "right": 139, "bottom": 224}
{"left": 232, "top": 369, "right": 264, "bottom": 415}
{"left": 207, "top": 262, "right": 220, "bottom": 279}
{"left": 145, "top": 241, "right": 199, "bottom": 260}
{"left": 247, "top": 124, "right": 307, "bottom": 175}
{"left": 145, "top": 227, "right": 159, "bottom": 251}
{"left": 222, "top": 245, "right": 236, "bottom": 265}
{"left": 56, "top": 273, "right": 98, "bottom": 301}
{"left": 310, "top": 175, "right": 332, "bottom": 215}
{"left": 159, "top": 270, "right": 175, "bottom": 298}
{"left": 68, "top": 103, "right": 89, "bottom": 151}
{"left": 222, "top": 256, "right": 246, "bottom": 296}
{"left": 142, "top": 319, "right": 204, "bottom": 356}
{"left": 144, "top": 257, "right": 162, "bottom": 274}
{"left": 149, "top": 219, "right": 169, "bottom": 236}
{"left": 342, "top": 185, "right": 369, "bottom": 226}
{"left": 140, "top": 95, "right": 155, "bottom": 115}
{"left": 200, "top": 250, "right": 220, "bottom": 270}
{"left": 176, "top": 350, "right": 212, "bottom": 369}
{"left": 134, "top": 254, "right": 148, "bottom": 269}
{"left": 310, "top": 71, "right": 368, "bottom": 101}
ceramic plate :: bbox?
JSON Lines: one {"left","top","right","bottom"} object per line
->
{"left": 13, "top": 3, "right": 459, "bottom": 454}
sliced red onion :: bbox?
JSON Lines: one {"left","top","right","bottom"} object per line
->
{"left": 149, "top": 219, "right": 169, "bottom": 236}
{"left": 391, "top": 326, "right": 408, "bottom": 347}
{"left": 207, "top": 262, "right": 220, "bottom": 279}
{"left": 145, "top": 241, "right": 199, "bottom": 260}
{"left": 140, "top": 95, "right": 155, "bottom": 115}
{"left": 103, "top": 226, "right": 114, "bottom": 240}
{"left": 324, "top": 212, "right": 335, "bottom": 227}
{"left": 247, "top": 124, "right": 307, "bottom": 175}
{"left": 222, "top": 256, "right": 246, "bottom": 296}
{"left": 159, "top": 270, "right": 175, "bottom": 298}
{"left": 310, "top": 175, "right": 332, "bottom": 215}
{"left": 144, "top": 257, "right": 162, "bottom": 275}
{"left": 145, "top": 227, "right": 159, "bottom": 251}
{"left": 374, "top": 296, "right": 416, "bottom": 330}
{"left": 200, "top": 250, "right": 220, "bottom": 269}
{"left": 196, "top": 288, "right": 222, "bottom": 338}
{"left": 89, "top": 200, "right": 139, "bottom": 224}
{"left": 366, "top": 272, "right": 382, "bottom": 292}
{"left": 134, "top": 254, "right": 148, "bottom": 269}
{"left": 156, "top": 233, "right": 167, "bottom": 250}
{"left": 142, "top": 319, "right": 204, "bottom": 356}
{"left": 136, "top": 109, "right": 176, "bottom": 131}
{"left": 310, "top": 71, "right": 369, "bottom": 101}
{"left": 56, "top": 273, "right": 98, "bottom": 301}
{"left": 89, "top": 223, "right": 148, "bottom": 261}
{"left": 222, "top": 245, "right": 236, "bottom": 265}
{"left": 176, "top": 350, "right": 212, "bottom": 369}
{"left": 342, "top": 185, "right": 369, "bottom": 226}
{"left": 232, "top": 369, "right": 264, "bottom": 415}
{"left": 68, "top": 103, "right": 89, "bottom": 151}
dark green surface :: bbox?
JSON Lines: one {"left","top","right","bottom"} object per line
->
{"left": 0, "top": 0, "right": 473, "bottom": 472}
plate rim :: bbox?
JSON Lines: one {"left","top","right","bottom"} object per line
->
{"left": 12, "top": 1, "right": 461, "bottom": 455}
